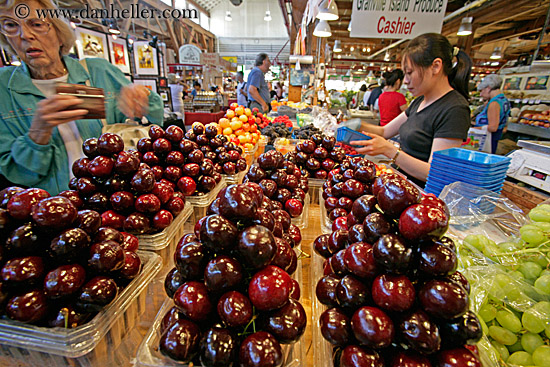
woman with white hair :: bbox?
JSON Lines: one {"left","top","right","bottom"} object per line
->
{"left": 0, "top": 0, "right": 163, "bottom": 194}
{"left": 475, "top": 74, "right": 511, "bottom": 154}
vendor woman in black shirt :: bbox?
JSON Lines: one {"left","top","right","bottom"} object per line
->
{"left": 352, "top": 33, "right": 472, "bottom": 184}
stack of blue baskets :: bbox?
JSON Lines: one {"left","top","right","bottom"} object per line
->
{"left": 425, "top": 148, "right": 511, "bottom": 196}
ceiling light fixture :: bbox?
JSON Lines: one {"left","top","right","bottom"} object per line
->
{"left": 457, "top": 17, "right": 473, "bottom": 36}
{"left": 490, "top": 46, "right": 502, "bottom": 60}
{"left": 317, "top": 0, "right": 339, "bottom": 21}
{"left": 264, "top": 10, "right": 272, "bottom": 21}
{"left": 333, "top": 40, "right": 342, "bottom": 53}
{"left": 347, "top": 22, "right": 351, "bottom": 32}
{"left": 350, "top": 46, "right": 354, "bottom": 52}
{"left": 313, "top": 20, "right": 332, "bottom": 37}
{"left": 384, "top": 51, "right": 390, "bottom": 61}
{"left": 225, "top": 11, "right": 232, "bottom": 21}
{"left": 362, "top": 47, "right": 366, "bottom": 52}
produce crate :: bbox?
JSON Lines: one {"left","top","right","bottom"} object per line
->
{"left": 186, "top": 178, "right": 226, "bottom": 223}
{"left": 319, "top": 188, "right": 332, "bottom": 234}
{"left": 308, "top": 178, "right": 325, "bottom": 205}
{"left": 273, "top": 138, "right": 303, "bottom": 155}
{"left": 501, "top": 180, "right": 549, "bottom": 213}
{"left": 222, "top": 170, "right": 246, "bottom": 185}
{"left": 137, "top": 202, "right": 193, "bottom": 268}
{"left": 0, "top": 251, "right": 162, "bottom": 367}
{"left": 290, "top": 193, "right": 311, "bottom": 229}
{"left": 136, "top": 246, "right": 306, "bottom": 367}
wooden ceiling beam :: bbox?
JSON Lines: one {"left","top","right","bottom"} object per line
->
{"left": 472, "top": 16, "right": 547, "bottom": 48}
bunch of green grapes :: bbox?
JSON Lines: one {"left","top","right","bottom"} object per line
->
{"left": 478, "top": 289, "right": 550, "bottom": 366}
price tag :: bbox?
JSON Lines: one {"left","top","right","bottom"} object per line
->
{"left": 523, "top": 98, "right": 529, "bottom": 103}
{"left": 529, "top": 99, "right": 536, "bottom": 104}
{"left": 515, "top": 99, "right": 521, "bottom": 103}
{"left": 535, "top": 99, "right": 542, "bottom": 104}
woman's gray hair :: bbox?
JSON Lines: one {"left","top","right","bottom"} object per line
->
{"left": 477, "top": 74, "right": 503, "bottom": 91}
{"left": 0, "top": 0, "right": 76, "bottom": 56}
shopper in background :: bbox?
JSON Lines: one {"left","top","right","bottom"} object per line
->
{"left": 352, "top": 33, "right": 472, "bottom": 184}
{"left": 474, "top": 74, "right": 511, "bottom": 154}
{"left": 248, "top": 53, "right": 271, "bottom": 113}
{"left": 362, "top": 83, "right": 376, "bottom": 107}
{"left": 355, "top": 84, "right": 367, "bottom": 108}
{"left": 366, "top": 80, "right": 385, "bottom": 112}
{"left": 0, "top": 0, "right": 163, "bottom": 194}
{"left": 274, "top": 81, "right": 283, "bottom": 100}
{"left": 378, "top": 69, "right": 407, "bottom": 126}
{"left": 168, "top": 73, "right": 184, "bottom": 115}
{"left": 191, "top": 81, "right": 201, "bottom": 99}
{"left": 236, "top": 71, "right": 248, "bottom": 106}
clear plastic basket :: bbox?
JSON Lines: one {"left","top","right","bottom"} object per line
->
{"left": 312, "top": 246, "right": 334, "bottom": 367}
{"left": 137, "top": 202, "right": 193, "bottom": 267}
{"left": 136, "top": 245, "right": 306, "bottom": 367}
{"left": 273, "top": 138, "right": 304, "bottom": 155}
{"left": 186, "top": 178, "right": 227, "bottom": 223}
{"left": 308, "top": 178, "right": 325, "bottom": 205}
{"left": 291, "top": 193, "right": 310, "bottom": 229}
{"left": 222, "top": 170, "right": 246, "bottom": 185}
{"left": 0, "top": 251, "right": 162, "bottom": 366}
{"left": 243, "top": 143, "right": 259, "bottom": 166}
{"left": 318, "top": 188, "right": 333, "bottom": 234}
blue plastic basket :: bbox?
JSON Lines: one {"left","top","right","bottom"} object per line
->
{"left": 430, "top": 159, "right": 510, "bottom": 175}
{"left": 427, "top": 174, "right": 505, "bottom": 191}
{"left": 428, "top": 166, "right": 507, "bottom": 185}
{"left": 433, "top": 148, "right": 511, "bottom": 168}
{"left": 336, "top": 127, "right": 371, "bottom": 146}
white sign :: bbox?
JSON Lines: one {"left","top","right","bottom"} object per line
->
{"left": 350, "top": 0, "right": 448, "bottom": 39}
{"left": 178, "top": 44, "right": 202, "bottom": 65}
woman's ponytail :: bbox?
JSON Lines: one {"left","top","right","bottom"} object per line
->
{"left": 449, "top": 50, "right": 472, "bottom": 101}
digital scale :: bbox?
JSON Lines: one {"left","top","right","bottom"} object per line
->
{"left": 507, "top": 140, "right": 550, "bottom": 193}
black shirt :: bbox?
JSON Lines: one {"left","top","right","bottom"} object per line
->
{"left": 399, "top": 90, "right": 470, "bottom": 163}
{"left": 367, "top": 86, "right": 383, "bottom": 107}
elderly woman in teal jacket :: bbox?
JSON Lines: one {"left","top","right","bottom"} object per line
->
{"left": 0, "top": 0, "right": 163, "bottom": 195}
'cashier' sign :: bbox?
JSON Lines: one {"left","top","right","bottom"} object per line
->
{"left": 350, "top": 0, "right": 448, "bottom": 39}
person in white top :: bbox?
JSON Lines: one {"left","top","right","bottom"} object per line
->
{"left": 236, "top": 71, "right": 248, "bottom": 106}
{"left": 168, "top": 73, "right": 184, "bottom": 116}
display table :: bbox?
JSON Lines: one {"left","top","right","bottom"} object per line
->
{"left": 184, "top": 111, "right": 225, "bottom": 125}
{"left": 507, "top": 122, "right": 550, "bottom": 139}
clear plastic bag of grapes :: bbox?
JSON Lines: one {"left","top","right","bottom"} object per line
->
{"left": 463, "top": 264, "right": 550, "bottom": 366}
{"left": 439, "top": 182, "right": 527, "bottom": 243}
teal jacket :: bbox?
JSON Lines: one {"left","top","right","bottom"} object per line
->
{"left": 0, "top": 56, "right": 163, "bottom": 195}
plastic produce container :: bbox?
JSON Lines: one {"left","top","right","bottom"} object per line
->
{"left": 428, "top": 165, "right": 507, "bottom": 184}
{"left": 290, "top": 193, "right": 310, "bottom": 229}
{"left": 255, "top": 136, "right": 268, "bottom": 159}
{"left": 0, "top": 251, "right": 162, "bottom": 367}
{"left": 136, "top": 249, "right": 306, "bottom": 367}
{"left": 432, "top": 148, "right": 511, "bottom": 168}
{"left": 308, "top": 178, "right": 325, "bottom": 204}
{"left": 222, "top": 170, "right": 246, "bottom": 185}
{"left": 335, "top": 126, "right": 371, "bottom": 146}
{"left": 311, "top": 245, "right": 333, "bottom": 367}
{"left": 319, "top": 188, "right": 333, "bottom": 234}
{"left": 243, "top": 143, "right": 259, "bottom": 166}
{"left": 186, "top": 178, "right": 226, "bottom": 223}
{"left": 273, "top": 138, "right": 303, "bottom": 155}
{"left": 137, "top": 202, "right": 193, "bottom": 267}
{"left": 430, "top": 158, "right": 510, "bottom": 174}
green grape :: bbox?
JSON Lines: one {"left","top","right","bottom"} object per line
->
{"left": 491, "top": 340, "right": 510, "bottom": 362}
{"left": 532, "top": 345, "right": 550, "bottom": 367}
{"left": 507, "top": 339, "right": 525, "bottom": 353}
{"left": 464, "top": 234, "right": 482, "bottom": 250}
{"left": 532, "top": 300, "right": 550, "bottom": 314}
{"left": 510, "top": 270, "right": 526, "bottom": 280}
{"left": 489, "top": 325, "right": 518, "bottom": 345}
{"left": 532, "top": 221, "right": 550, "bottom": 232}
{"left": 538, "top": 204, "right": 550, "bottom": 212}
{"left": 522, "top": 308, "right": 546, "bottom": 334}
{"left": 499, "top": 241, "right": 520, "bottom": 252}
{"left": 496, "top": 309, "right": 522, "bottom": 333}
{"left": 483, "top": 242, "right": 501, "bottom": 261}
{"left": 479, "top": 316, "right": 489, "bottom": 335}
{"left": 508, "top": 351, "right": 533, "bottom": 365}
{"left": 521, "top": 333, "right": 544, "bottom": 354}
{"left": 521, "top": 224, "right": 544, "bottom": 234}
{"left": 459, "top": 255, "right": 475, "bottom": 268}
{"left": 533, "top": 254, "right": 549, "bottom": 269}
{"left": 521, "top": 229, "right": 546, "bottom": 247}
{"left": 495, "top": 274, "right": 514, "bottom": 287}
{"left": 530, "top": 208, "right": 550, "bottom": 223}
{"left": 479, "top": 304, "right": 498, "bottom": 322}
{"left": 534, "top": 274, "right": 550, "bottom": 295}
{"left": 519, "top": 262, "right": 543, "bottom": 281}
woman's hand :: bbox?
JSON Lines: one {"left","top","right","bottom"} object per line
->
{"left": 350, "top": 133, "right": 398, "bottom": 157}
{"left": 29, "top": 95, "right": 88, "bottom": 145}
{"left": 118, "top": 84, "right": 151, "bottom": 119}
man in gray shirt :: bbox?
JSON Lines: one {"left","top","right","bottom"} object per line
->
{"left": 247, "top": 53, "right": 271, "bottom": 113}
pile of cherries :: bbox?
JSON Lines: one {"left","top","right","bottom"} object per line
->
{"left": 160, "top": 183, "right": 306, "bottom": 366}
{"left": 314, "top": 169, "right": 483, "bottom": 367}
{"left": 69, "top": 131, "right": 185, "bottom": 234}
{"left": 245, "top": 150, "right": 308, "bottom": 218}
{"left": 0, "top": 186, "right": 141, "bottom": 327}
{"left": 286, "top": 134, "right": 347, "bottom": 180}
